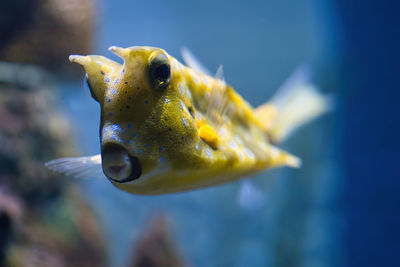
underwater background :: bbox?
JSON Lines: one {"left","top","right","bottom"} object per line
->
{"left": 0, "top": 0, "right": 398, "bottom": 267}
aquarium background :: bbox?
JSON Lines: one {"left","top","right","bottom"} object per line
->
{"left": 1, "top": 0, "right": 399, "bottom": 266}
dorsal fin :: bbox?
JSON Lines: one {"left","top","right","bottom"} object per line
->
{"left": 180, "top": 47, "right": 230, "bottom": 129}
{"left": 181, "top": 47, "right": 211, "bottom": 76}
{"left": 207, "top": 65, "right": 230, "bottom": 129}
{"left": 197, "top": 65, "right": 231, "bottom": 149}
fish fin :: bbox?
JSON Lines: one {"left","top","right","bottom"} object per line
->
{"left": 254, "top": 104, "right": 277, "bottom": 132}
{"left": 207, "top": 65, "right": 230, "bottom": 123}
{"left": 255, "top": 66, "right": 334, "bottom": 143}
{"left": 268, "top": 145, "right": 302, "bottom": 168}
{"left": 237, "top": 180, "right": 266, "bottom": 211}
{"left": 196, "top": 65, "right": 229, "bottom": 149}
{"left": 205, "top": 65, "right": 231, "bottom": 134}
{"left": 214, "top": 64, "right": 224, "bottom": 81}
{"left": 45, "top": 154, "right": 104, "bottom": 179}
{"left": 181, "top": 47, "right": 211, "bottom": 76}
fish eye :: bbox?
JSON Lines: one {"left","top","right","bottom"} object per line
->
{"left": 149, "top": 53, "right": 171, "bottom": 90}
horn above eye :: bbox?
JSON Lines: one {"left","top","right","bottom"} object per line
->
{"left": 148, "top": 53, "right": 171, "bottom": 90}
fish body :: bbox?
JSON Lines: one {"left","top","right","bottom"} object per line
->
{"left": 46, "top": 46, "right": 330, "bottom": 195}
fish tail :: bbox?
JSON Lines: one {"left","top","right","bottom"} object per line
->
{"left": 255, "top": 66, "right": 333, "bottom": 144}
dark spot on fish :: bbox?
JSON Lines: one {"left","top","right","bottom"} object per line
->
{"left": 168, "top": 128, "right": 172, "bottom": 132}
{"left": 117, "top": 99, "right": 120, "bottom": 102}
{"left": 125, "top": 81, "right": 128, "bottom": 85}
{"left": 181, "top": 136, "right": 184, "bottom": 141}
{"left": 120, "top": 108, "right": 123, "bottom": 111}
{"left": 101, "top": 71, "right": 105, "bottom": 75}
{"left": 125, "top": 90, "right": 128, "bottom": 94}
{"left": 128, "top": 96, "right": 132, "bottom": 100}
{"left": 136, "top": 87, "right": 140, "bottom": 90}
{"left": 126, "top": 105, "right": 130, "bottom": 109}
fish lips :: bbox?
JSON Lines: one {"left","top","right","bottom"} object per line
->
{"left": 101, "top": 143, "right": 142, "bottom": 183}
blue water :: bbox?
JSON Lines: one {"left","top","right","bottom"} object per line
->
{"left": 59, "top": 0, "right": 342, "bottom": 266}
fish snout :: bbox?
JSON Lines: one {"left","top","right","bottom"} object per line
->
{"left": 101, "top": 143, "right": 142, "bottom": 183}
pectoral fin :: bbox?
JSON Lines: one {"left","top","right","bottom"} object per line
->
{"left": 45, "top": 154, "right": 104, "bottom": 179}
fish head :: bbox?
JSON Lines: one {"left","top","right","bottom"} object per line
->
{"left": 70, "top": 46, "right": 202, "bottom": 192}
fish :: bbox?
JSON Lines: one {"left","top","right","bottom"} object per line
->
{"left": 45, "top": 46, "right": 332, "bottom": 195}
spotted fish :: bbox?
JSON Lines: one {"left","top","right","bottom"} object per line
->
{"left": 46, "top": 46, "right": 331, "bottom": 195}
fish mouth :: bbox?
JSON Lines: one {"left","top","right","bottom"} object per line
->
{"left": 101, "top": 143, "right": 142, "bottom": 183}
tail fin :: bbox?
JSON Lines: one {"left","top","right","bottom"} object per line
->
{"left": 255, "top": 66, "right": 333, "bottom": 144}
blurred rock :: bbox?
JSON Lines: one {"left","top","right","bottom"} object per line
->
{"left": 128, "top": 215, "right": 186, "bottom": 267}
{"left": 0, "top": 0, "right": 96, "bottom": 77}
{"left": 0, "top": 62, "right": 107, "bottom": 267}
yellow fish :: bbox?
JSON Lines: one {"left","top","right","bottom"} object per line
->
{"left": 46, "top": 46, "right": 331, "bottom": 195}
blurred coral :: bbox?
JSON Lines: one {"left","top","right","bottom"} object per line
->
{"left": 128, "top": 215, "right": 186, "bottom": 267}
{"left": 0, "top": 62, "right": 107, "bottom": 267}
{"left": 0, "top": 0, "right": 96, "bottom": 77}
